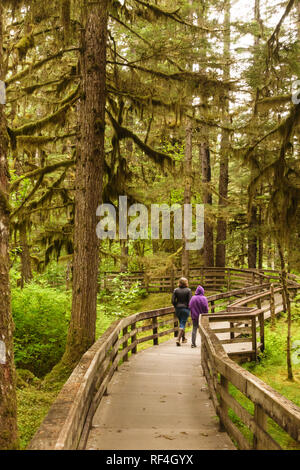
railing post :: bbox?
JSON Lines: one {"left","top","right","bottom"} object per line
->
{"left": 171, "top": 267, "right": 175, "bottom": 292}
{"left": 152, "top": 316, "right": 158, "bottom": 346}
{"left": 227, "top": 268, "right": 231, "bottom": 291}
{"left": 270, "top": 284, "right": 276, "bottom": 329}
{"left": 201, "top": 267, "right": 204, "bottom": 287}
{"left": 230, "top": 321, "right": 234, "bottom": 340}
{"left": 281, "top": 284, "right": 287, "bottom": 313}
{"left": 131, "top": 323, "right": 137, "bottom": 354}
{"left": 251, "top": 317, "right": 257, "bottom": 362}
{"left": 253, "top": 403, "right": 267, "bottom": 450}
{"left": 259, "top": 311, "right": 264, "bottom": 353}
{"left": 211, "top": 300, "right": 215, "bottom": 313}
{"left": 219, "top": 375, "right": 229, "bottom": 432}
{"left": 122, "top": 326, "right": 128, "bottom": 362}
{"left": 112, "top": 334, "right": 119, "bottom": 371}
{"left": 144, "top": 273, "right": 149, "bottom": 294}
{"left": 256, "top": 297, "right": 262, "bottom": 310}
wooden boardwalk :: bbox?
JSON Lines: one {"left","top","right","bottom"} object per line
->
{"left": 27, "top": 275, "right": 300, "bottom": 451}
{"left": 85, "top": 332, "right": 235, "bottom": 450}
{"left": 85, "top": 294, "right": 284, "bottom": 450}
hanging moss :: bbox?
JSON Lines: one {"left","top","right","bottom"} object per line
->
{"left": 15, "top": 33, "right": 34, "bottom": 60}
{"left": 16, "top": 133, "right": 77, "bottom": 151}
{"left": 13, "top": 88, "right": 79, "bottom": 136}
{"left": 256, "top": 95, "right": 291, "bottom": 112}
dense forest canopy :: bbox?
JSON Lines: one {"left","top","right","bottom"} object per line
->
{"left": 1, "top": 0, "right": 299, "bottom": 273}
{"left": 0, "top": 0, "right": 300, "bottom": 450}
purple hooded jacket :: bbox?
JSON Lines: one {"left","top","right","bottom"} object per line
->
{"left": 189, "top": 286, "right": 209, "bottom": 321}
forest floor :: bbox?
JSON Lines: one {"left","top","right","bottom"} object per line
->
{"left": 16, "top": 292, "right": 300, "bottom": 450}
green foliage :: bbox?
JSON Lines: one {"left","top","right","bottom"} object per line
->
{"left": 17, "top": 369, "right": 41, "bottom": 388}
{"left": 98, "top": 273, "right": 146, "bottom": 318}
{"left": 33, "top": 261, "right": 68, "bottom": 289}
{"left": 12, "top": 284, "right": 71, "bottom": 377}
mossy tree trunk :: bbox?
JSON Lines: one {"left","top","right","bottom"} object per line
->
{"left": 200, "top": 140, "right": 214, "bottom": 266}
{"left": 62, "top": 0, "right": 109, "bottom": 367}
{"left": 277, "top": 242, "right": 293, "bottom": 381}
{"left": 182, "top": 117, "right": 193, "bottom": 278}
{"left": 0, "top": 2, "right": 19, "bottom": 450}
{"left": 120, "top": 240, "right": 128, "bottom": 272}
{"left": 216, "top": 0, "right": 231, "bottom": 268}
{"left": 19, "top": 222, "right": 33, "bottom": 288}
{"left": 197, "top": 4, "right": 214, "bottom": 268}
{"left": 248, "top": 0, "right": 264, "bottom": 270}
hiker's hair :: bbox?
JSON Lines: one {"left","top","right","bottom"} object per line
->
{"left": 178, "top": 277, "right": 188, "bottom": 288}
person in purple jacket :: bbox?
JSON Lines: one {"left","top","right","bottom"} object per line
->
{"left": 189, "top": 285, "right": 209, "bottom": 348}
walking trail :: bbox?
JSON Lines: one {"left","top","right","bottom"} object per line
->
{"left": 85, "top": 331, "right": 235, "bottom": 450}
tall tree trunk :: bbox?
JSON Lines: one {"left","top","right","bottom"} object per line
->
{"left": 0, "top": 3, "right": 19, "bottom": 449}
{"left": 196, "top": 3, "right": 214, "bottom": 267}
{"left": 120, "top": 239, "right": 128, "bottom": 272}
{"left": 258, "top": 203, "right": 263, "bottom": 269}
{"left": 200, "top": 140, "right": 214, "bottom": 266}
{"left": 216, "top": 0, "right": 231, "bottom": 267}
{"left": 248, "top": 205, "right": 258, "bottom": 268}
{"left": 277, "top": 242, "right": 293, "bottom": 381}
{"left": 19, "top": 222, "right": 33, "bottom": 288}
{"left": 248, "top": 0, "right": 263, "bottom": 269}
{"left": 62, "top": 0, "right": 108, "bottom": 367}
{"left": 182, "top": 118, "right": 193, "bottom": 277}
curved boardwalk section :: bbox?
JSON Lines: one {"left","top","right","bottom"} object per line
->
{"left": 85, "top": 334, "right": 235, "bottom": 450}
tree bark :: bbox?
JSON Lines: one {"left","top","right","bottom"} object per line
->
{"left": 62, "top": 0, "right": 108, "bottom": 367}
{"left": 248, "top": 205, "right": 258, "bottom": 268}
{"left": 278, "top": 242, "right": 293, "bottom": 381}
{"left": 0, "top": 2, "right": 19, "bottom": 449}
{"left": 182, "top": 118, "right": 193, "bottom": 277}
{"left": 216, "top": 0, "right": 231, "bottom": 268}
{"left": 19, "top": 222, "right": 33, "bottom": 288}
{"left": 120, "top": 239, "right": 128, "bottom": 272}
{"left": 248, "top": 0, "right": 263, "bottom": 269}
{"left": 200, "top": 141, "right": 214, "bottom": 266}
{"left": 258, "top": 204, "right": 263, "bottom": 269}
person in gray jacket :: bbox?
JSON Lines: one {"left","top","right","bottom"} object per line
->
{"left": 172, "top": 277, "right": 192, "bottom": 346}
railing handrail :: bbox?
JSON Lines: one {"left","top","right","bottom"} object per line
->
{"left": 199, "top": 315, "right": 300, "bottom": 449}
{"left": 100, "top": 267, "right": 300, "bottom": 295}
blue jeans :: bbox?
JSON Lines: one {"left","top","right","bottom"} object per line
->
{"left": 175, "top": 307, "right": 190, "bottom": 329}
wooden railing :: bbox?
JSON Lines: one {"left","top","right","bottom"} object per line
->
{"left": 28, "top": 279, "right": 300, "bottom": 450}
{"left": 199, "top": 286, "right": 300, "bottom": 450}
{"left": 28, "top": 305, "right": 179, "bottom": 450}
{"left": 101, "top": 267, "right": 270, "bottom": 293}
{"left": 201, "top": 307, "right": 265, "bottom": 363}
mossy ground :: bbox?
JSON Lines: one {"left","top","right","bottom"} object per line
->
{"left": 17, "top": 386, "right": 59, "bottom": 450}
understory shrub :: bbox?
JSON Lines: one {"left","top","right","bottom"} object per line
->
{"left": 97, "top": 273, "right": 147, "bottom": 317}
{"left": 12, "top": 284, "right": 71, "bottom": 377}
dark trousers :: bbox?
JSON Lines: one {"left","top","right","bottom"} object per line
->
{"left": 192, "top": 318, "right": 199, "bottom": 346}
